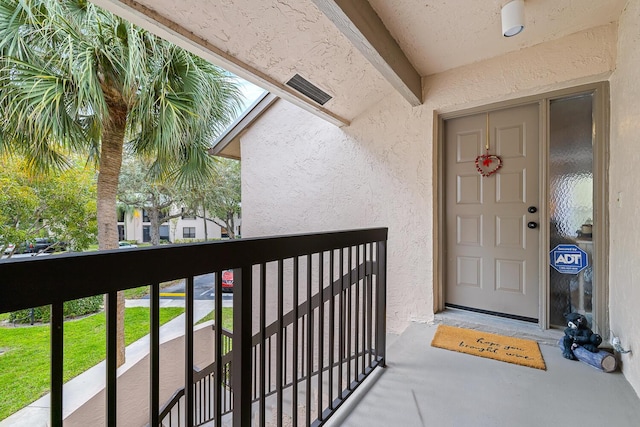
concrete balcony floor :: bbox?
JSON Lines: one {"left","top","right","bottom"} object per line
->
{"left": 327, "top": 311, "right": 640, "bottom": 427}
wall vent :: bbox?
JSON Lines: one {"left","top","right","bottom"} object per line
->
{"left": 286, "top": 74, "right": 332, "bottom": 105}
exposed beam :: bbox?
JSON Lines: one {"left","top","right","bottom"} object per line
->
{"left": 311, "top": 0, "right": 422, "bottom": 106}
{"left": 91, "top": 0, "right": 349, "bottom": 127}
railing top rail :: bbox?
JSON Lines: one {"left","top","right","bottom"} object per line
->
{"left": 0, "top": 228, "right": 387, "bottom": 313}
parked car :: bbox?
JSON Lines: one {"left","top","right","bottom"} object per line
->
{"left": 27, "top": 238, "right": 67, "bottom": 253}
{"left": 4, "top": 239, "right": 67, "bottom": 254}
{"left": 3, "top": 243, "right": 32, "bottom": 254}
{"left": 221, "top": 269, "right": 234, "bottom": 292}
{"left": 118, "top": 241, "right": 138, "bottom": 249}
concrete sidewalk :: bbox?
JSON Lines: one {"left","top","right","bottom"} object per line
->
{"left": 0, "top": 299, "right": 217, "bottom": 427}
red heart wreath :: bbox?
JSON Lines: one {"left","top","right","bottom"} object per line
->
{"left": 475, "top": 153, "right": 503, "bottom": 177}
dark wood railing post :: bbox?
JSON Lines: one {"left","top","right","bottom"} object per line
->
{"left": 376, "top": 240, "right": 387, "bottom": 367}
{"left": 51, "top": 301, "right": 63, "bottom": 427}
{"left": 276, "top": 259, "right": 284, "bottom": 427}
{"left": 259, "top": 263, "right": 267, "bottom": 426}
{"left": 233, "top": 266, "right": 252, "bottom": 427}
{"left": 106, "top": 292, "right": 118, "bottom": 427}
{"left": 185, "top": 277, "right": 195, "bottom": 427}
{"left": 215, "top": 270, "right": 224, "bottom": 423}
{"left": 292, "top": 257, "right": 299, "bottom": 424}
{"left": 150, "top": 283, "right": 160, "bottom": 426}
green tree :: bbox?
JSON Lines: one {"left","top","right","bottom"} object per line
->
{"left": 186, "top": 158, "right": 241, "bottom": 239}
{"left": 0, "top": 0, "right": 243, "bottom": 365}
{"left": 0, "top": 155, "right": 97, "bottom": 255}
{"left": 36, "top": 160, "right": 98, "bottom": 252}
{"left": 0, "top": 159, "right": 39, "bottom": 253}
{"left": 117, "top": 156, "right": 185, "bottom": 246}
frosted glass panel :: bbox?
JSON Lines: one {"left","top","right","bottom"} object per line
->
{"left": 549, "top": 94, "right": 594, "bottom": 326}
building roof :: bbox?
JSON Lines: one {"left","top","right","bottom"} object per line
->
{"left": 208, "top": 91, "right": 279, "bottom": 160}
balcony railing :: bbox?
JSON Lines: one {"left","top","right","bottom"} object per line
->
{"left": 0, "top": 228, "right": 387, "bottom": 427}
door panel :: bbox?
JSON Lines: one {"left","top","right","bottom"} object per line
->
{"left": 445, "top": 104, "right": 540, "bottom": 319}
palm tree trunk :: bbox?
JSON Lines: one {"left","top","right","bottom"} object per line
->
{"left": 227, "top": 213, "right": 236, "bottom": 239}
{"left": 97, "top": 134, "right": 124, "bottom": 249}
{"left": 98, "top": 113, "right": 126, "bottom": 367}
{"left": 202, "top": 201, "right": 208, "bottom": 241}
{"left": 150, "top": 209, "right": 160, "bottom": 246}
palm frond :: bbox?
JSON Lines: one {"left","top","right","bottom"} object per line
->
{"left": 127, "top": 38, "right": 243, "bottom": 184}
{"left": 0, "top": 0, "right": 246, "bottom": 184}
{"left": 0, "top": 57, "right": 88, "bottom": 145}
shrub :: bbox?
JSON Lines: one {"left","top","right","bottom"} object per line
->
{"left": 173, "top": 238, "right": 221, "bottom": 244}
{"left": 9, "top": 295, "right": 104, "bottom": 324}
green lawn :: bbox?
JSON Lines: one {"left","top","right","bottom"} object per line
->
{"left": 123, "top": 280, "right": 184, "bottom": 300}
{"left": 0, "top": 307, "right": 184, "bottom": 421}
{"left": 196, "top": 307, "right": 234, "bottom": 331}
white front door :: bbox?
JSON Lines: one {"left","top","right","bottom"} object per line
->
{"left": 445, "top": 104, "right": 540, "bottom": 320}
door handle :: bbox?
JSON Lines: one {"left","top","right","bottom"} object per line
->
{"left": 527, "top": 221, "right": 538, "bottom": 229}
{"left": 528, "top": 206, "right": 538, "bottom": 213}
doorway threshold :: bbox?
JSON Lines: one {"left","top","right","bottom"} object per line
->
{"left": 434, "top": 307, "right": 563, "bottom": 346}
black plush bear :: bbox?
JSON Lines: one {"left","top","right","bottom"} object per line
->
{"left": 562, "top": 312, "right": 602, "bottom": 360}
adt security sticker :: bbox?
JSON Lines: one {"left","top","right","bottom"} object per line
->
{"left": 549, "top": 244, "right": 588, "bottom": 274}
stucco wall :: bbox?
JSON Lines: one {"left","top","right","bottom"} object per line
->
{"left": 241, "top": 98, "right": 432, "bottom": 332}
{"left": 241, "top": 23, "right": 617, "bottom": 335}
{"left": 609, "top": 0, "right": 640, "bottom": 396}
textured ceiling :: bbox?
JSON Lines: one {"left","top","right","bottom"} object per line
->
{"left": 93, "top": 0, "right": 627, "bottom": 123}
{"left": 368, "top": 0, "right": 627, "bottom": 76}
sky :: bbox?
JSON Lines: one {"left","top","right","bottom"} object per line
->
{"left": 211, "top": 77, "right": 266, "bottom": 145}
{"left": 237, "top": 78, "right": 267, "bottom": 112}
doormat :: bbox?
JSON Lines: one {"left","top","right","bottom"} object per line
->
{"left": 431, "top": 324, "right": 546, "bottom": 370}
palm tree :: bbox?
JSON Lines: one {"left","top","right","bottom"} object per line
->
{"left": 0, "top": 0, "right": 243, "bottom": 365}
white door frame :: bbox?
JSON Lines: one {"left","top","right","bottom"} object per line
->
{"left": 433, "top": 82, "right": 610, "bottom": 334}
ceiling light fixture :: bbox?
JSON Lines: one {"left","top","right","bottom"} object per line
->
{"left": 501, "top": 0, "right": 525, "bottom": 37}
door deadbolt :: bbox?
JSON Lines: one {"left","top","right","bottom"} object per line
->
{"left": 528, "top": 206, "right": 538, "bottom": 213}
{"left": 527, "top": 221, "right": 538, "bottom": 229}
